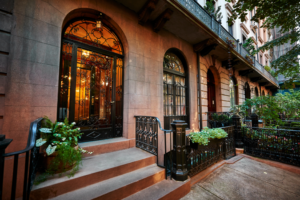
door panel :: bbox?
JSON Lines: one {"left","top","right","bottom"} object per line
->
{"left": 208, "top": 83, "right": 216, "bottom": 112}
{"left": 58, "top": 42, "right": 123, "bottom": 142}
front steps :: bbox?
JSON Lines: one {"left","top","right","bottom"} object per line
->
{"left": 50, "top": 164, "right": 165, "bottom": 200}
{"left": 30, "top": 141, "right": 191, "bottom": 200}
{"left": 79, "top": 137, "right": 135, "bottom": 157}
{"left": 30, "top": 148, "right": 157, "bottom": 200}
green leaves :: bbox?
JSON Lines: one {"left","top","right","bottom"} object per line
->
{"left": 46, "top": 145, "right": 57, "bottom": 156}
{"left": 189, "top": 127, "right": 228, "bottom": 145}
{"left": 36, "top": 138, "right": 47, "bottom": 147}
{"left": 227, "top": 0, "right": 300, "bottom": 87}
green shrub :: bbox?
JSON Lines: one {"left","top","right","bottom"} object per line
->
{"left": 189, "top": 127, "right": 228, "bottom": 145}
{"left": 264, "top": 65, "right": 271, "bottom": 72}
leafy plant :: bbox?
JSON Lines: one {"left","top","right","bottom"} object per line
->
{"left": 34, "top": 117, "right": 92, "bottom": 184}
{"left": 242, "top": 38, "right": 256, "bottom": 55}
{"left": 189, "top": 127, "right": 228, "bottom": 145}
{"left": 226, "top": 37, "right": 236, "bottom": 48}
{"left": 245, "top": 54, "right": 254, "bottom": 64}
{"left": 204, "top": 1, "right": 223, "bottom": 21}
{"left": 264, "top": 65, "right": 271, "bottom": 72}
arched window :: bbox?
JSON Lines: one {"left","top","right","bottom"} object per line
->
{"left": 230, "top": 77, "right": 238, "bottom": 107}
{"left": 163, "top": 51, "right": 189, "bottom": 129}
{"left": 58, "top": 18, "right": 124, "bottom": 141}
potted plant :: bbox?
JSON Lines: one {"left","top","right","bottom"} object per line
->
{"left": 35, "top": 117, "right": 92, "bottom": 183}
{"left": 226, "top": 37, "right": 236, "bottom": 48}
{"left": 189, "top": 127, "right": 228, "bottom": 149}
{"left": 245, "top": 54, "right": 254, "bottom": 64}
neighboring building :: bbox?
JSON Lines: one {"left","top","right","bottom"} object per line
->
{"left": 0, "top": 0, "right": 279, "bottom": 199}
{"left": 270, "top": 27, "right": 299, "bottom": 95}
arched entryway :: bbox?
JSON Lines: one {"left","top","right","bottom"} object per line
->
{"left": 244, "top": 82, "right": 251, "bottom": 114}
{"left": 58, "top": 16, "right": 124, "bottom": 142}
{"left": 255, "top": 87, "right": 259, "bottom": 97}
{"left": 207, "top": 69, "right": 216, "bottom": 112}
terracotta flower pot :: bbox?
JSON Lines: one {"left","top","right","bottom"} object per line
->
{"left": 43, "top": 145, "right": 78, "bottom": 174}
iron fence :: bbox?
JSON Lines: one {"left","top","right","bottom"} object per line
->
{"left": 242, "top": 127, "right": 300, "bottom": 166}
{"left": 185, "top": 126, "right": 235, "bottom": 177}
{"left": 134, "top": 116, "right": 173, "bottom": 179}
{"left": 206, "top": 112, "right": 233, "bottom": 128}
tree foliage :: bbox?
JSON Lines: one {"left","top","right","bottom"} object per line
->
{"left": 237, "top": 89, "right": 300, "bottom": 126}
{"left": 204, "top": 1, "right": 223, "bottom": 21}
{"left": 227, "top": 0, "right": 300, "bottom": 88}
{"left": 242, "top": 38, "right": 256, "bottom": 55}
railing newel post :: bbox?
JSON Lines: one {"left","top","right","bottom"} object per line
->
{"left": 171, "top": 120, "right": 188, "bottom": 181}
{"left": 232, "top": 114, "right": 243, "bottom": 148}
{"left": 0, "top": 135, "right": 12, "bottom": 200}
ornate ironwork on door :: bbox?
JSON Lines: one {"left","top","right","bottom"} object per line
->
{"left": 58, "top": 19, "right": 123, "bottom": 141}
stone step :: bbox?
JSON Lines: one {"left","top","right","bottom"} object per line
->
{"left": 79, "top": 137, "right": 135, "bottom": 157}
{"left": 30, "top": 148, "right": 156, "bottom": 200}
{"left": 49, "top": 164, "right": 165, "bottom": 200}
{"left": 124, "top": 178, "right": 191, "bottom": 200}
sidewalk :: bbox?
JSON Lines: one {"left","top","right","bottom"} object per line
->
{"left": 181, "top": 157, "right": 300, "bottom": 200}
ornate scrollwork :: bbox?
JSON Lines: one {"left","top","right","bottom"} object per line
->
{"left": 64, "top": 19, "right": 123, "bottom": 55}
{"left": 135, "top": 116, "right": 158, "bottom": 156}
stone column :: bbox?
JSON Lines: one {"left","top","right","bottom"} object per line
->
{"left": 171, "top": 120, "right": 188, "bottom": 181}
{"left": 232, "top": 114, "right": 243, "bottom": 148}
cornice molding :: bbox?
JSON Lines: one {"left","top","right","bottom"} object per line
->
{"left": 258, "top": 35, "right": 264, "bottom": 44}
{"left": 240, "top": 23, "right": 250, "bottom": 34}
{"left": 250, "top": 36, "right": 258, "bottom": 45}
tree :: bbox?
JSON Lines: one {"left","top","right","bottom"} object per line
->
{"left": 242, "top": 38, "right": 255, "bottom": 55}
{"left": 204, "top": 1, "right": 223, "bottom": 21}
{"left": 227, "top": 0, "right": 300, "bottom": 88}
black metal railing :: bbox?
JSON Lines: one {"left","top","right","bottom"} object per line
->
{"left": 185, "top": 126, "right": 235, "bottom": 177}
{"left": 206, "top": 112, "right": 233, "bottom": 128}
{"left": 134, "top": 116, "right": 172, "bottom": 179}
{"left": 0, "top": 118, "right": 43, "bottom": 200}
{"left": 242, "top": 126, "right": 300, "bottom": 166}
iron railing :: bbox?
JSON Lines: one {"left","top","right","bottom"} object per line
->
{"left": 206, "top": 112, "right": 233, "bottom": 128}
{"left": 185, "top": 126, "right": 235, "bottom": 177}
{"left": 242, "top": 127, "right": 300, "bottom": 166}
{"left": 0, "top": 118, "right": 43, "bottom": 200}
{"left": 134, "top": 116, "right": 172, "bottom": 179}
{"left": 176, "top": 0, "right": 279, "bottom": 86}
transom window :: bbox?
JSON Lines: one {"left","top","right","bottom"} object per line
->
{"left": 64, "top": 19, "right": 123, "bottom": 55}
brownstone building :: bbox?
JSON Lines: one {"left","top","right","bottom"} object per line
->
{"left": 0, "top": 0, "right": 279, "bottom": 199}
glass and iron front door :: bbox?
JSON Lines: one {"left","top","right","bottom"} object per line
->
{"left": 59, "top": 42, "right": 123, "bottom": 141}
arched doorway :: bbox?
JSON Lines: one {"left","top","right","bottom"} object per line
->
{"left": 207, "top": 69, "right": 216, "bottom": 112}
{"left": 244, "top": 82, "right": 251, "bottom": 114}
{"left": 163, "top": 50, "right": 189, "bottom": 129}
{"left": 58, "top": 17, "right": 124, "bottom": 142}
{"left": 255, "top": 87, "right": 259, "bottom": 97}
{"left": 262, "top": 90, "right": 265, "bottom": 96}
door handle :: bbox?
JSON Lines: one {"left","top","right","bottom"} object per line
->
{"left": 110, "top": 101, "right": 115, "bottom": 104}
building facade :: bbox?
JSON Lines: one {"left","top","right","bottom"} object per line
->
{"left": 0, "top": 0, "right": 279, "bottom": 151}
{"left": 0, "top": 0, "right": 279, "bottom": 198}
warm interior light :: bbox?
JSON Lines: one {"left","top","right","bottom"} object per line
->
{"left": 96, "top": 13, "right": 103, "bottom": 29}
